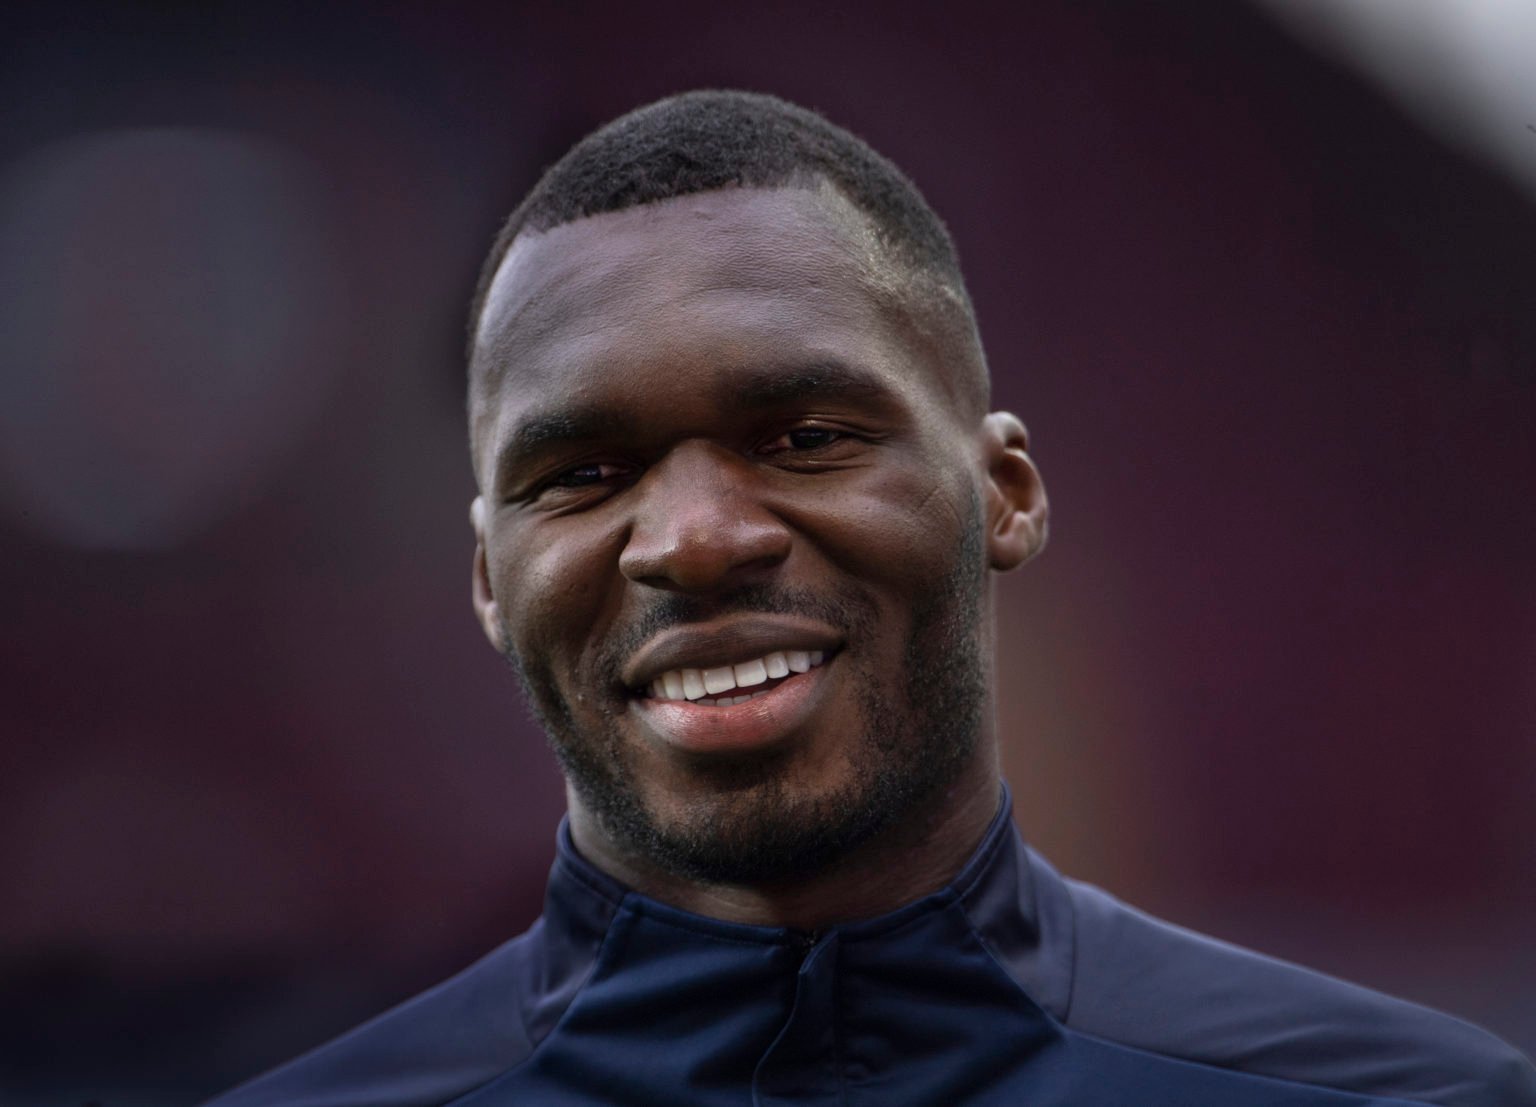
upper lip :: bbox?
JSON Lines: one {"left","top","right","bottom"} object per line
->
{"left": 621, "top": 616, "right": 843, "bottom": 691}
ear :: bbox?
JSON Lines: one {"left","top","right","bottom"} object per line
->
{"left": 980, "top": 411, "right": 1048, "bottom": 571}
{"left": 470, "top": 496, "right": 504, "bottom": 650}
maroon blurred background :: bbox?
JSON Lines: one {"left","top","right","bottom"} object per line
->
{"left": 2, "top": 2, "right": 1533, "bottom": 1102}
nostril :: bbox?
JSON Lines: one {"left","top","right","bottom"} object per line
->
{"left": 620, "top": 513, "right": 791, "bottom": 591}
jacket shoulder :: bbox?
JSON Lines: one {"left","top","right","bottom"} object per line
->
{"left": 202, "top": 920, "right": 565, "bottom": 1107}
{"left": 1052, "top": 868, "right": 1536, "bottom": 1107}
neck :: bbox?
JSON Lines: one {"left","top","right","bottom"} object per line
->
{"left": 567, "top": 750, "right": 1002, "bottom": 931}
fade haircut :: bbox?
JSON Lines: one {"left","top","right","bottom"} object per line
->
{"left": 467, "top": 89, "right": 988, "bottom": 414}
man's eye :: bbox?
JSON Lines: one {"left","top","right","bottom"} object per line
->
{"left": 769, "top": 426, "right": 844, "bottom": 452}
{"left": 548, "top": 463, "right": 616, "bottom": 489}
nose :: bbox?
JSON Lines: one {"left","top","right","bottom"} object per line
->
{"left": 618, "top": 443, "right": 792, "bottom": 593}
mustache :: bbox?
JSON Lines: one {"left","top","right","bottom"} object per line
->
{"left": 596, "top": 581, "right": 877, "bottom": 680}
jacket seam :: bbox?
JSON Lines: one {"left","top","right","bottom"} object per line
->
{"left": 953, "top": 896, "right": 1433, "bottom": 1107}
{"left": 445, "top": 900, "right": 632, "bottom": 1105}
{"left": 1059, "top": 865, "right": 1078, "bottom": 1024}
{"left": 1059, "top": 1021, "right": 1440, "bottom": 1107}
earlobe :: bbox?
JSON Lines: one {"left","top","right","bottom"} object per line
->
{"left": 980, "top": 412, "right": 1049, "bottom": 571}
{"left": 469, "top": 496, "right": 504, "bottom": 650}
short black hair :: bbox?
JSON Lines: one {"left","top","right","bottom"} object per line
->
{"left": 467, "top": 89, "right": 987, "bottom": 414}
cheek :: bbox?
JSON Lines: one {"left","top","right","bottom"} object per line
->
{"left": 491, "top": 521, "right": 620, "bottom": 658}
{"left": 811, "top": 458, "right": 979, "bottom": 596}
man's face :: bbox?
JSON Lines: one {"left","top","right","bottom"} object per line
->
{"left": 470, "top": 186, "right": 1001, "bottom": 884}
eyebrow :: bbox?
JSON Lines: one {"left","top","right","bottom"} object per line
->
{"left": 492, "top": 359, "right": 901, "bottom": 491}
{"left": 723, "top": 360, "right": 897, "bottom": 410}
{"left": 492, "top": 408, "right": 630, "bottom": 492}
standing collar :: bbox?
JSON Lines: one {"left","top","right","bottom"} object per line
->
{"left": 542, "top": 782, "right": 1044, "bottom": 952}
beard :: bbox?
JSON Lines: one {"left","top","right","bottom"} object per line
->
{"left": 501, "top": 502, "right": 987, "bottom": 886}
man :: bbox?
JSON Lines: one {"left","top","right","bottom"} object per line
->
{"left": 209, "top": 91, "right": 1536, "bottom": 1106}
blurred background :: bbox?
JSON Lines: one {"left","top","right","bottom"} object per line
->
{"left": 1, "top": 1, "right": 1533, "bottom": 1102}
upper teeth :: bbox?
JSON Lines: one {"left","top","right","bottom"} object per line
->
{"left": 647, "top": 649, "right": 826, "bottom": 702}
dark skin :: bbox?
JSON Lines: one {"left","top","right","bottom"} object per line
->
{"left": 469, "top": 185, "right": 1047, "bottom": 930}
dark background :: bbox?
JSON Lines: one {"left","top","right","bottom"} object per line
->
{"left": 1, "top": 2, "right": 1533, "bottom": 1103}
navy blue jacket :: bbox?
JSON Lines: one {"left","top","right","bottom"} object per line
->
{"left": 209, "top": 794, "right": 1536, "bottom": 1105}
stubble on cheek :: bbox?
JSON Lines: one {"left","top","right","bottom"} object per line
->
{"left": 496, "top": 615, "right": 621, "bottom": 786}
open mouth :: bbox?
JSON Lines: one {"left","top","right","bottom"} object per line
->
{"left": 638, "top": 649, "right": 830, "bottom": 707}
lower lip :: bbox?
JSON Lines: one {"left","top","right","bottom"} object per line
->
{"left": 631, "top": 662, "right": 832, "bottom": 755}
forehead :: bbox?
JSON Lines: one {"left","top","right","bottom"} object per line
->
{"left": 469, "top": 186, "right": 938, "bottom": 470}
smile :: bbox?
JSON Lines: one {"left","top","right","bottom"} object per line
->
{"left": 629, "top": 649, "right": 838, "bottom": 756}
{"left": 644, "top": 650, "right": 828, "bottom": 706}
{"left": 621, "top": 616, "right": 845, "bottom": 753}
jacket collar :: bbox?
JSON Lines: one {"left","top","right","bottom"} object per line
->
{"left": 541, "top": 782, "right": 1053, "bottom": 963}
